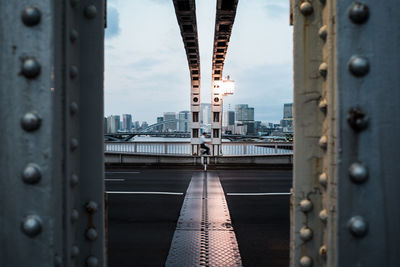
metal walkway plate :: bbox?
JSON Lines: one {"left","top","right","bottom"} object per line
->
{"left": 166, "top": 172, "right": 242, "bottom": 267}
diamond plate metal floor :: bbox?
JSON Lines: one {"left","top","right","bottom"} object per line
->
{"left": 166, "top": 172, "right": 242, "bottom": 267}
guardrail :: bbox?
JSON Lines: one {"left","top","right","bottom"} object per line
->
{"left": 104, "top": 141, "right": 293, "bottom": 156}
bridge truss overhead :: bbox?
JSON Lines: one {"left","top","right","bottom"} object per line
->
{"left": 172, "top": 0, "right": 201, "bottom": 154}
{"left": 210, "top": 0, "right": 239, "bottom": 155}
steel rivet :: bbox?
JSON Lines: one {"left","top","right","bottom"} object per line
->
{"left": 71, "top": 246, "right": 80, "bottom": 258}
{"left": 21, "top": 214, "right": 42, "bottom": 237}
{"left": 70, "top": 174, "right": 79, "bottom": 187}
{"left": 70, "top": 29, "right": 79, "bottom": 43}
{"left": 347, "top": 108, "right": 368, "bottom": 131}
{"left": 70, "top": 66, "right": 79, "bottom": 79}
{"left": 319, "top": 135, "right": 328, "bottom": 150}
{"left": 70, "top": 102, "right": 79, "bottom": 115}
{"left": 348, "top": 216, "right": 368, "bottom": 237}
{"left": 319, "top": 172, "right": 328, "bottom": 187}
{"left": 86, "top": 228, "right": 98, "bottom": 241}
{"left": 299, "top": 2, "right": 313, "bottom": 16}
{"left": 319, "top": 245, "right": 327, "bottom": 256}
{"left": 349, "top": 2, "right": 369, "bottom": 24}
{"left": 70, "top": 138, "right": 79, "bottom": 151}
{"left": 71, "top": 209, "right": 79, "bottom": 223}
{"left": 86, "top": 201, "right": 98, "bottom": 214}
{"left": 319, "top": 209, "right": 328, "bottom": 222}
{"left": 348, "top": 55, "right": 369, "bottom": 77}
{"left": 300, "top": 256, "right": 313, "bottom": 267}
{"left": 318, "top": 25, "right": 327, "bottom": 41}
{"left": 300, "top": 199, "right": 313, "bottom": 213}
{"left": 70, "top": 0, "right": 80, "bottom": 8}
{"left": 349, "top": 162, "right": 368, "bottom": 183}
{"left": 319, "top": 62, "right": 328, "bottom": 78}
{"left": 86, "top": 256, "right": 99, "bottom": 267}
{"left": 299, "top": 227, "right": 313, "bottom": 241}
{"left": 21, "top": 112, "right": 42, "bottom": 132}
{"left": 318, "top": 99, "right": 328, "bottom": 114}
{"left": 22, "top": 163, "right": 42, "bottom": 184}
{"left": 22, "top": 6, "right": 41, "bottom": 26}
{"left": 84, "top": 5, "right": 97, "bottom": 19}
{"left": 22, "top": 58, "right": 41, "bottom": 79}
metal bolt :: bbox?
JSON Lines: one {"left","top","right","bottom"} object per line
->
{"left": 319, "top": 172, "right": 328, "bottom": 187}
{"left": 84, "top": 5, "right": 97, "bottom": 19}
{"left": 22, "top": 163, "right": 42, "bottom": 184}
{"left": 349, "top": 162, "right": 368, "bottom": 183}
{"left": 21, "top": 112, "right": 42, "bottom": 132}
{"left": 70, "top": 138, "right": 79, "bottom": 151}
{"left": 319, "top": 245, "right": 327, "bottom": 256}
{"left": 319, "top": 209, "right": 328, "bottom": 222}
{"left": 86, "top": 256, "right": 99, "bottom": 267}
{"left": 71, "top": 209, "right": 79, "bottom": 223}
{"left": 70, "top": 29, "right": 79, "bottom": 43}
{"left": 21, "top": 214, "right": 42, "bottom": 237}
{"left": 70, "top": 102, "right": 79, "bottom": 115}
{"left": 319, "top": 62, "right": 328, "bottom": 78}
{"left": 70, "top": 65, "right": 79, "bottom": 79}
{"left": 300, "top": 199, "right": 313, "bottom": 213}
{"left": 70, "top": 174, "right": 79, "bottom": 187}
{"left": 348, "top": 216, "right": 368, "bottom": 237}
{"left": 299, "top": 226, "right": 313, "bottom": 241}
{"left": 22, "top": 58, "right": 41, "bottom": 79}
{"left": 348, "top": 55, "right": 369, "bottom": 77}
{"left": 299, "top": 2, "right": 313, "bottom": 16}
{"left": 86, "top": 228, "right": 98, "bottom": 241}
{"left": 318, "top": 25, "right": 327, "bottom": 41}
{"left": 319, "top": 135, "right": 328, "bottom": 150}
{"left": 349, "top": 2, "right": 369, "bottom": 24}
{"left": 319, "top": 99, "right": 328, "bottom": 114}
{"left": 86, "top": 201, "right": 98, "bottom": 214}
{"left": 22, "top": 6, "right": 41, "bottom": 26}
{"left": 347, "top": 108, "right": 368, "bottom": 131}
{"left": 299, "top": 256, "right": 313, "bottom": 267}
{"left": 71, "top": 246, "right": 80, "bottom": 258}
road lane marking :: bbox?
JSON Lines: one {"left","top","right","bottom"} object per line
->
{"left": 106, "top": 191, "right": 183, "bottom": 196}
{"left": 105, "top": 179, "right": 125, "bottom": 182}
{"left": 227, "top": 192, "right": 291, "bottom": 196}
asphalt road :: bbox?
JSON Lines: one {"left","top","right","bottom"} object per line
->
{"left": 106, "top": 168, "right": 292, "bottom": 267}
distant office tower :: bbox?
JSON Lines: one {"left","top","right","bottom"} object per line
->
{"left": 122, "top": 114, "right": 132, "bottom": 132}
{"left": 156, "top": 116, "right": 164, "bottom": 132}
{"left": 222, "top": 110, "right": 235, "bottom": 133}
{"left": 106, "top": 115, "right": 120, "bottom": 133}
{"left": 235, "top": 104, "right": 255, "bottom": 134}
{"left": 200, "top": 103, "right": 212, "bottom": 125}
{"left": 141, "top": 121, "right": 148, "bottom": 131}
{"left": 134, "top": 121, "right": 140, "bottom": 130}
{"left": 163, "top": 112, "right": 177, "bottom": 132}
{"left": 283, "top": 103, "right": 293, "bottom": 119}
{"left": 178, "top": 111, "right": 190, "bottom": 132}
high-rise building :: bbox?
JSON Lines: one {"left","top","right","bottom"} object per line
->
{"left": 163, "top": 112, "right": 177, "bottom": 132}
{"left": 134, "top": 121, "right": 140, "bottom": 131}
{"left": 178, "top": 111, "right": 190, "bottom": 132}
{"left": 106, "top": 115, "right": 120, "bottom": 133}
{"left": 156, "top": 116, "right": 164, "bottom": 132}
{"left": 283, "top": 103, "right": 293, "bottom": 119}
{"left": 234, "top": 104, "right": 255, "bottom": 134}
{"left": 141, "top": 121, "right": 148, "bottom": 130}
{"left": 122, "top": 114, "right": 132, "bottom": 132}
{"left": 222, "top": 110, "right": 235, "bottom": 133}
{"left": 200, "top": 103, "right": 212, "bottom": 125}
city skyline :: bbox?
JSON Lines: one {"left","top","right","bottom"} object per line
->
{"left": 104, "top": 0, "right": 292, "bottom": 124}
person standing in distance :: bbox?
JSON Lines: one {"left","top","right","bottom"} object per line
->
{"left": 200, "top": 132, "right": 210, "bottom": 155}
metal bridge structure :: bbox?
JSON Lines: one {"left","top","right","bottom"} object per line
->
{"left": 1, "top": 0, "right": 399, "bottom": 267}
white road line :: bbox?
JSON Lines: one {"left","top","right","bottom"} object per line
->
{"left": 104, "top": 179, "right": 125, "bottom": 182}
{"left": 105, "top": 171, "right": 141, "bottom": 174}
{"left": 227, "top": 192, "right": 291, "bottom": 196}
{"left": 106, "top": 191, "right": 184, "bottom": 196}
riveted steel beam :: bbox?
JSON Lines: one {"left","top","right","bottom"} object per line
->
{"left": 210, "top": 0, "right": 239, "bottom": 155}
{"left": 172, "top": 0, "right": 202, "bottom": 154}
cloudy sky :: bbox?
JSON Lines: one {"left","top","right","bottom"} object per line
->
{"left": 105, "top": 0, "right": 293, "bottom": 124}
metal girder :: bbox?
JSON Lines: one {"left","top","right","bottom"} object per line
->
{"left": 292, "top": 0, "right": 400, "bottom": 266}
{"left": 172, "top": 0, "right": 201, "bottom": 154}
{"left": 0, "top": 1, "right": 105, "bottom": 266}
{"left": 210, "top": 0, "right": 239, "bottom": 155}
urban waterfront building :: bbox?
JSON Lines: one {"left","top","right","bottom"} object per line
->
{"left": 178, "top": 111, "right": 190, "bottom": 132}
{"left": 156, "top": 116, "right": 164, "bottom": 132}
{"left": 234, "top": 104, "right": 255, "bottom": 135}
{"left": 106, "top": 115, "right": 120, "bottom": 133}
{"left": 163, "top": 112, "right": 177, "bottom": 132}
{"left": 122, "top": 114, "right": 132, "bottom": 132}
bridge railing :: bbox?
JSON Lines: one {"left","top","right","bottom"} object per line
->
{"left": 104, "top": 141, "right": 293, "bottom": 156}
